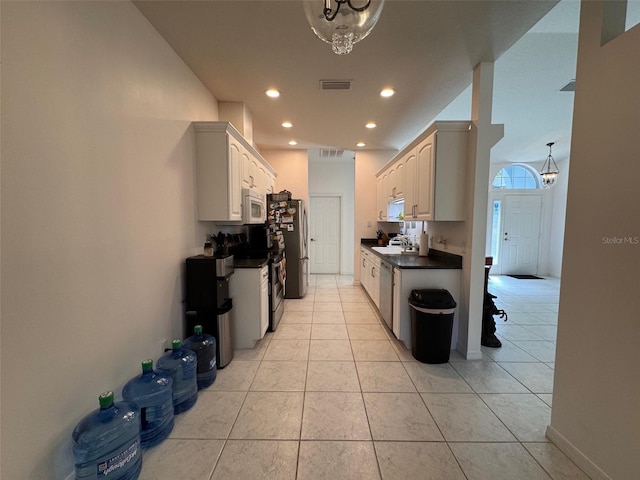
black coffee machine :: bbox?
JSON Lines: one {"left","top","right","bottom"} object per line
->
{"left": 185, "top": 255, "right": 234, "bottom": 368}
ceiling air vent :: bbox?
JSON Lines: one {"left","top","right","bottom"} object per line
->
{"left": 320, "top": 79, "right": 353, "bottom": 91}
{"left": 319, "top": 148, "right": 346, "bottom": 159}
{"left": 559, "top": 80, "right": 576, "bottom": 92}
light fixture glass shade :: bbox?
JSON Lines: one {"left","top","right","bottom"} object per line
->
{"left": 303, "top": 0, "right": 385, "bottom": 55}
{"left": 540, "top": 142, "right": 559, "bottom": 188}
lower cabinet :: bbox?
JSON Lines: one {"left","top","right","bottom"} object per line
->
{"left": 230, "top": 266, "right": 269, "bottom": 348}
{"left": 360, "top": 247, "right": 381, "bottom": 308}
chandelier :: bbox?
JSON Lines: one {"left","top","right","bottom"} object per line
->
{"left": 303, "top": 0, "right": 385, "bottom": 55}
{"left": 540, "top": 142, "right": 559, "bottom": 188}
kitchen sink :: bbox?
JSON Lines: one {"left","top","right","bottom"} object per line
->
{"left": 371, "top": 246, "right": 405, "bottom": 255}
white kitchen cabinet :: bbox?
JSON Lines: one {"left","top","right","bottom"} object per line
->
{"left": 360, "top": 247, "right": 381, "bottom": 307}
{"left": 378, "top": 121, "right": 469, "bottom": 222}
{"left": 376, "top": 174, "right": 387, "bottom": 221}
{"left": 404, "top": 122, "right": 469, "bottom": 221}
{"left": 193, "top": 121, "right": 277, "bottom": 222}
{"left": 241, "top": 147, "right": 252, "bottom": 190}
{"left": 193, "top": 122, "right": 243, "bottom": 221}
{"left": 230, "top": 265, "right": 269, "bottom": 348}
{"left": 385, "top": 161, "right": 404, "bottom": 202}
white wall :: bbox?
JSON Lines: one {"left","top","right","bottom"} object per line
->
{"left": 548, "top": 2, "right": 640, "bottom": 478}
{"left": 308, "top": 157, "right": 356, "bottom": 275}
{"left": 354, "top": 151, "right": 396, "bottom": 283}
{"left": 1, "top": 2, "right": 218, "bottom": 478}
{"left": 547, "top": 156, "right": 569, "bottom": 277}
{"left": 262, "top": 149, "right": 310, "bottom": 205}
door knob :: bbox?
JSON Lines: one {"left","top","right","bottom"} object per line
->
{"left": 310, "top": 238, "right": 315, "bottom": 241}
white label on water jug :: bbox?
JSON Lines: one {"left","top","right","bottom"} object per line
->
{"left": 97, "top": 439, "right": 139, "bottom": 476}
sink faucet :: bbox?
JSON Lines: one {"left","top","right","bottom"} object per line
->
{"left": 401, "top": 237, "right": 410, "bottom": 253}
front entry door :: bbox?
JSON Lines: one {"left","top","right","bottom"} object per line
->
{"left": 309, "top": 196, "right": 341, "bottom": 274}
{"left": 501, "top": 194, "right": 542, "bottom": 275}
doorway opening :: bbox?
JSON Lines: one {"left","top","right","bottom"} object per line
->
{"left": 309, "top": 195, "right": 342, "bottom": 274}
{"left": 489, "top": 164, "right": 542, "bottom": 275}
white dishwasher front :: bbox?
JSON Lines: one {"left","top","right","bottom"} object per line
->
{"left": 379, "top": 260, "right": 393, "bottom": 330}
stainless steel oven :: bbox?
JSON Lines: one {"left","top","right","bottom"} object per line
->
{"left": 270, "top": 255, "right": 286, "bottom": 331}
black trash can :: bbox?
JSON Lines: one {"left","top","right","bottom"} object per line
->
{"left": 409, "top": 289, "right": 457, "bottom": 363}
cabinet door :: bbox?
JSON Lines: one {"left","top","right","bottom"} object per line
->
{"left": 266, "top": 172, "right": 275, "bottom": 194}
{"left": 393, "top": 162, "right": 405, "bottom": 199}
{"left": 228, "top": 139, "right": 243, "bottom": 221}
{"left": 376, "top": 175, "right": 387, "bottom": 220}
{"left": 403, "top": 150, "right": 417, "bottom": 218}
{"left": 414, "top": 135, "right": 435, "bottom": 220}
{"left": 260, "top": 268, "right": 269, "bottom": 337}
{"left": 387, "top": 168, "right": 396, "bottom": 201}
{"left": 360, "top": 249, "right": 369, "bottom": 288}
{"left": 371, "top": 265, "right": 380, "bottom": 308}
{"left": 241, "top": 148, "right": 252, "bottom": 189}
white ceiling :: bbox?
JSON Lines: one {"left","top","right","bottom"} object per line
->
{"left": 134, "top": 0, "right": 580, "bottom": 164}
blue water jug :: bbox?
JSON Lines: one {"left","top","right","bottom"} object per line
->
{"left": 72, "top": 391, "right": 142, "bottom": 480}
{"left": 157, "top": 339, "right": 198, "bottom": 414}
{"left": 122, "top": 359, "right": 175, "bottom": 448}
{"left": 183, "top": 325, "right": 217, "bottom": 389}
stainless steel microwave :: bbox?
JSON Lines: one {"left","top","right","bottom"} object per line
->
{"left": 242, "top": 189, "right": 266, "bottom": 224}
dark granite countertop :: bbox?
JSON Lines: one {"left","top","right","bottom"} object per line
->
{"left": 233, "top": 258, "right": 269, "bottom": 269}
{"left": 360, "top": 239, "right": 462, "bottom": 270}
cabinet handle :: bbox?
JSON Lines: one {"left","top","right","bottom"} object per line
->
{"left": 363, "top": 259, "right": 366, "bottom": 267}
{"left": 371, "top": 266, "right": 375, "bottom": 278}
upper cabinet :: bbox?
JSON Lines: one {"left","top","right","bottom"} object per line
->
{"left": 376, "top": 121, "right": 469, "bottom": 222}
{"left": 193, "top": 122, "right": 277, "bottom": 222}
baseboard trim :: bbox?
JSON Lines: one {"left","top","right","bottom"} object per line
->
{"left": 545, "top": 425, "right": 611, "bottom": 480}
{"left": 455, "top": 342, "right": 483, "bottom": 360}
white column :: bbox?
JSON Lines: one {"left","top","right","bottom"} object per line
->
{"left": 457, "top": 62, "right": 504, "bottom": 359}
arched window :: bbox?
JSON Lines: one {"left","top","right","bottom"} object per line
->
{"left": 492, "top": 164, "right": 540, "bottom": 189}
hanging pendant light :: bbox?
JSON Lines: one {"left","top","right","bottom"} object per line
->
{"left": 303, "top": 0, "right": 385, "bottom": 55}
{"left": 540, "top": 142, "right": 559, "bottom": 188}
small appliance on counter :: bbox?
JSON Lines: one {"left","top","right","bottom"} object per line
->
{"left": 185, "top": 255, "right": 234, "bottom": 368}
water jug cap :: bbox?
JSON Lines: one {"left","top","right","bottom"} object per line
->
{"left": 141, "top": 359, "right": 153, "bottom": 372}
{"left": 171, "top": 339, "right": 182, "bottom": 349}
{"left": 99, "top": 391, "right": 114, "bottom": 408}
{"left": 194, "top": 325, "right": 203, "bottom": 334}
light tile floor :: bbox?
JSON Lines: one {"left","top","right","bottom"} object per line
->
{"left": 140, "top": 274, "right": 592, "bottom": 480}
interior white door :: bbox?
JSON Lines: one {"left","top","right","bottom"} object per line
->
{"left": 309, "top": 196, "right": 341, "bottom": 274}
{"left": 501, "top": 194, "right": 542, "bottom": 275}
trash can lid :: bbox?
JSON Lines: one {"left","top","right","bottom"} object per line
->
{"left": 409, "top": 289, "right": 457, "bottom": 309}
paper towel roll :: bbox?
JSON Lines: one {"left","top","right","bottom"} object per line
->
{"left": 419, "top": 233, "right": 429, "bottom": 257}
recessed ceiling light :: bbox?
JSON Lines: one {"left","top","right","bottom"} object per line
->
{"left": 288, "top": 140, "right": 298, "bottom": 146}
{"left": 265, "top": 89, "right": 280, "bottom": 98}
{"left": 365, "top": 122, "right": 377, "bottom": 129}
{"left": 380, "top": 88, "right": 395, "bottom": 97}
{"left": 357, "top": 142, "right": 366, "bottom": 147}
{"left": 282, "top": 121, "right": 293, "bottom": 128}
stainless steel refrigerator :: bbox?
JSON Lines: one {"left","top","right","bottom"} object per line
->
{"left": 280, "top": 199, "right": 308, "bottom": 298}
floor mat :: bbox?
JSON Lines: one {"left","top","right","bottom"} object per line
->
{"left": 508, "top": 274, "right": 544, "bottom": 279}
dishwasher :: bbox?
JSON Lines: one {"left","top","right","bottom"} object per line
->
{"left": 379, "top": 260, "right": 393, "bottom": 330}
